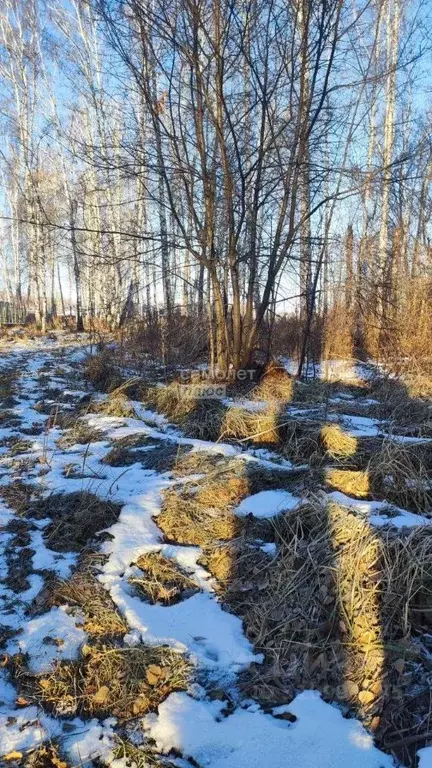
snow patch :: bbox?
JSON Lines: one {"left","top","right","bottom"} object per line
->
{"left": 235, "top": 489, "right": 301, "bottom": 519}
{"left": 144, "top": 690, "right": 394, "bottom": 768}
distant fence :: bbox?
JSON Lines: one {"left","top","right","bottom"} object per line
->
{"left": 0, "top": 301, "right": 27, "bottom": 326}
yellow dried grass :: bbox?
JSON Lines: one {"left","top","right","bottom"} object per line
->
{"left": 326, "top": 469, "right": 370, "bottom": 498}
{"left": 13, "top": 642, "right": 190, "bottom": 721}
{"left": 320, "top": 423, "right": 358, "bottom": 458}
{"left": 130, "top": 552, "right": 198, "bottom": 605}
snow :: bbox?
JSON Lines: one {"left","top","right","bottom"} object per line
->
{"left": 418, "top": 747, "right": 432, "bottom": 768}
{"left": 109, "top": 586, "right": 258, "bottom": 672}
{"left": 0, "top": 706, "right": 60, "bottom": 756}
{"left": 6, "top": 606, "right": 86, "bottom": 673}
{"left": 0, "top": 337, "right": 424, "bottom": 768}
{"left": 144, "top": 690, "right": 394, "bottom": 768}
{"left": 337, "top": 415, "right": 381, "bottom": 438}
{"left": 62, "top": 718, "right": 117, "bottom": 766}
{"left": 31, "top": 529, "right": 77, "bottom": 578}
{"left": 235, "top": 489, "right": 301, "bottom": 519}
{"left": 0, "top": 671, "right": 17, "bottom": 706}
{"left": 328, "top": 491, "right": 432, "bottom": 528}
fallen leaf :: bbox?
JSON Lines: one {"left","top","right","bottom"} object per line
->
{"left": 358, "top": 690, "right": 375, "bottom": 705}
{"left": 16, "top": 696, "right": 30, "bottom": 707}
{"left": 146, "top": 664, "right": 163, "bottom": 685}
{"left": 4, "top": 751, "right": 23, "bottom": 761}
{"left": 92, "top": 685, "right": 109, "bottom": 704}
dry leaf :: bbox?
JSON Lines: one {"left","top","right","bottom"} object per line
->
{"left": 358, "top": 690, "right": 375, "bottom": 705}
{"left": 4, "top": 751, "right": 23, "bottom": 761}
{"left": 146, "top": 664, "right": 163, "bottom": 685}
{"left": 132, "top": 694, "right": 148, "bottom": 715}
{"left": 92, "top": 685, "right": 110, "bottom": 704}
{"left": 16, "top": 696, "right": 30, "bottom": 707}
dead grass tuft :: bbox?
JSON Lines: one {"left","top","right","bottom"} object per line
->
{"left": 130, "top": 552, "right": 198, "bottom": 605}
{"left": 158, "top": 487, "right": 242, "bottom": 547}
{"left": 2, "top": 437, "right": 33, "bottom": 456}
{"left": 195, "top": 475, "right": 250, "bottom": 509}
{"left": 38, "top": 491, "right": 122, "bottom": 552}
{"left": 93, "top": 391, "right": 137, "bottom": 418}
{"left": 57, "top": 420, "right": 104, "bottom": 448}
{"left": 253, "top": 363, "right": 294, "bottom": 402}
{"left": 148, "top": 383, "right": 195, "bottom": 421}
{"left": 22, "top": 744, "right": 67, "bottom": 768}
{"left": 369, "top": 440, "right": 432, "bottom": 514}
{"left": 221, "top": 406, "right": 280, "bottom": 445}
{"left": 0, "top": 368, "right": 19, "bottom": 402}
{"left": 320, "top": 423, "right": 358, "bottom": 458}
{"left": 182, "top": 399, "right": 227, "bottom": 441}
{"left": 0, "top": 480, "right": 35, "bottom": 514}
{"left": 13, "top": 642, "right": 190, "bottom": 720}
{"left": 84, "top": 351, "right": 124, "bottom": 392}
{"left": 280, "top": 419, "right": 321, "bottom": 462}
{"left": 325, "top": 468, "right": 370, "bottom": 498}
{"left": 43, "top": 553, "right": 127, "bottom": 638}
{"left": 110, "top": 739, "right": 167, "bottom": 768}
{"left": 102, "top": 445, "right": 138, "bottom": 466}
{"left": 171, "top": 449, "right": 230, "bottom": 478}
{"left": 148, "top": 384, "right": 228, "bottom": 441}
{"left": 200, "top": 539, "right": 271, "bottom": 589}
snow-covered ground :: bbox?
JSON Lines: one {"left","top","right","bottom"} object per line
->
{"left": 0, "top": 337, "right": 430, "bottom": 767}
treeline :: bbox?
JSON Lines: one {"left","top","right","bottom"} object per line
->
{"left": 0, "top": 0, "right": 430, "bottom": 376}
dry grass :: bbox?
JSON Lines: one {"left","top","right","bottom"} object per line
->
{"left": 22, "top": 744, "right": 67, "bottom": 768}
{"left": 253, "top": 363, "right": 294, "bottom": 402}
{"left": 293, "top": 378, "right": 332, "bottom": 403}
{"left": 195, "top": 475, "right": 250, "bottom": 508}
{"left": 0, "top": 480, "right": 35, "bottom": 514}
{"left": 0, "top": 410, "right": 21, "bottom": 427}
{"left": 84, "top": 351, "right": 124, "bottom": 392}
{"left": 110, "top": 740, "right": 167, "bottom": 768}
{"left": 221, "top": 406, "right": 281, "bottom": 445}
{"left": 171, "top": 449, "right": 231, "bottom": 478}
{"left": 93, "top": 390, "right": 137, "bottom": 418}
{"left": 103, "top": 441, "right": 190, "bottom": 473}
{"left": 149, "top": 383, "right": 228, "bottom": 441}
{"left": 6, "top": 437, "right": 33, "bottom": 456}
{"left": 182, "top": 398, "right": 227, "bottom": 441}
{"left": 130, "top": 552, "right": 198, "bottom": 605}
{"left": 102, "top": 445, "right": 139, "bottom": 466}
{"left": 0, "top": 367, "right": 19, "bottom": 403}
{"left": 280, "top": 419, "right": 321, "bottom": 462}
{"left": 325, "top": 468, "right": 370, "bottom": 498}
{"left": 200, "top": 539, "right": 271, "bottom": 589}
{"left": 195, "top": 495, "right": 432, "bottom": 764}
{"left": 369, "top": 440, "right": 432, "bottom": 514}
{"left": 57, "top": 420, "right": 104, "bottom": 448}
{"left": 13, "top": 642, "right": 190, "bottom": 721}
{"left": 157, "top": 460, "right": 278, "bottom": 548}
{"left": 320, "top": 423, "right": 358, "bottom": 458}
{"left": 158, "top": 487, "right": 242, "bottom": 547}
{"left": 148, "top": 383, "right": 196, "bottom": 421}
{"left": 39, "top": 491, "right": 122, "bottom": 552}
{"left": 101, "top": 434, "right": 161, "bottom": 468}
{"left": 147, "top": 382, "right": 284, "bottom": 446}
{"left": 44, "top": 554, "right": 128, "bottom": 638}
